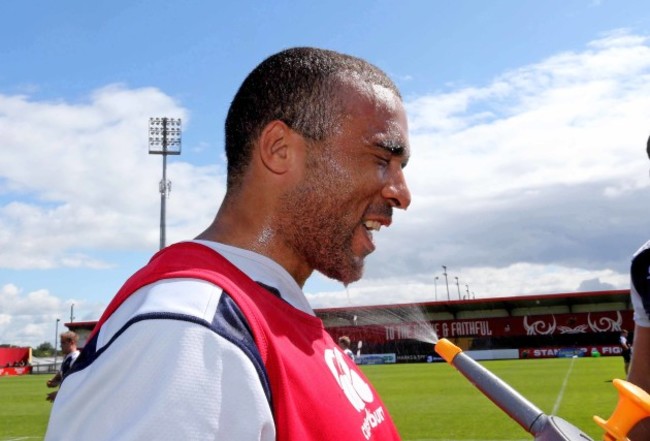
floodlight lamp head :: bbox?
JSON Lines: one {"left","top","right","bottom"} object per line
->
{"left": 148, "top": 117, "right": 182, "bottom": 155}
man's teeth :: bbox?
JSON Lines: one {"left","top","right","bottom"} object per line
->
{"left": 364, "top": 220, "right": 381, "bottom": 231}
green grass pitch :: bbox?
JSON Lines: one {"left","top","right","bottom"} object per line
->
{"left": 0, "top": 356, "right": 625, "bottom": 440}
{"left": 0, "top": 374, "right": 51, "bottom": 440}
{"left": 363, "top": 356, "right": 623, "bottom": 440}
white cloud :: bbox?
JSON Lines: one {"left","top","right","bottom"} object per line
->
{"left": 0, "top": 84, "right": 225, "bottom": 269}
{"left": 309, "top": 30, "right": 650, "bottom": 307}
{"left": 0, "top": 283, "right": 106, "bottom": 347}
{"left": 0, "top": 85, "right": 226, "bottom": 345}
{"left": 307, "top": 263, "right": 628, "bottom": 308}
{"left": 406, "top": 33, "right": 650, "bottom": 201}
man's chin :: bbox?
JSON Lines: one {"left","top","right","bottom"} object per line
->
{"left": 321, "top": 261, "right": 365, "bottom": 286}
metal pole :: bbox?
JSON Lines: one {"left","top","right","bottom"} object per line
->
{"left": 442, "top": 266, "right": 450, "bottom": 301}
{"left": 455, "top": 277, "right": 461, "bottom": 300}
{"left": 434, "top": 276, "right": 439, "bottom": 301}
{"left": 159, "top": 118, "right": 168, "bottom": 250}
{"left": 160, "top": 152, "right": 167, "bottom": 250}
{"left": 149, "top": 117, "right": 181, "bottom": 251}
{"left": 53, "top": 318, "right": 60, "bottom": 370}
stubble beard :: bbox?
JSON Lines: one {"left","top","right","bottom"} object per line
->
{"left": 278, "top": 159, "right": 365, "bottom": 285}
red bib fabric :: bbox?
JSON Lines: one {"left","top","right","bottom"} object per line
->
{"left": 91, "top": 242, "right": 401, "bottom": 441}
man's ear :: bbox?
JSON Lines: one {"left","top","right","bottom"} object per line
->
{"left": 257, "top": 120, "right": 303, "bottom": 175}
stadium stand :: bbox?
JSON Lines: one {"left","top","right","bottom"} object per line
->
{"left": 66, "top": 290, "right": 632, "bottom": 363}
{"left": 0, "top": 347, "right": 32, "bottom": 376}
{"left": 318, "top": 290, "right": 633, "bottom": 363}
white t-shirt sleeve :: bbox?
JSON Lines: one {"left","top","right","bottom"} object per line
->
{"left": 45, "top": 281, "right": 275, "bottom": 441}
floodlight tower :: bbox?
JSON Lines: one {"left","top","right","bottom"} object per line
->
{"left": 442, "top": 266, "right": 450, "bottom": 301}
{"left": 148, "top": 117, "right": 182, "bottom": 250}
{"left": 434, "top": 276, "right": 439, "bottom": 301}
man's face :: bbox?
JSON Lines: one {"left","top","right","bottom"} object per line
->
{"left": 60, "top": 338, "right": 74, "bottom": 355}
{"left": 279, "top": 80, "right": 411, "bottom": 284}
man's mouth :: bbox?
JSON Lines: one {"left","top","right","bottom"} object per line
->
{"left": 363, "top": 220, "right": 382, "bottom": 232}
{"left": 358, "top": 206, "right": 392, "bottom": 254}
{"left": 359, "top": 219, "right": 383, "bottom": 253}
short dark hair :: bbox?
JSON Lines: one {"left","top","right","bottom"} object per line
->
{"left": 60, "top": 331, "right": 78, "bottom": 344}
{"left": 224, "top": 47, "right": 401, "bottom": 190}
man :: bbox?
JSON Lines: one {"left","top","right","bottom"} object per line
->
{"left": 618, "top": 328, "right": 631, "bottom": 374}
{"left": 45, "top": 331, "right": 80, "bottom": 403}
{"left": 46, "top": 47, "right": 410, "bottom": 440}
{"left": 339, "top": 335, "right": 356, "bottom": 361}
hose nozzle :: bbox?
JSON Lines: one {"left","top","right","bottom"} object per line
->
{"left": 593, "top": 379, "right": 650, "bottom": 441}
{"left": 435, "top": 337, "right": 462, "bottom": 363}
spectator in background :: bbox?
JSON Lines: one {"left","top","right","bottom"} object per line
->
{"left": 46, "top": 331, "right": 80, "bottom": 402}
{"left": 619, "top": 329, "right": 631, "bottom": 374}
{"left": 338, "top": 336, "right": 355, "bottom": 361}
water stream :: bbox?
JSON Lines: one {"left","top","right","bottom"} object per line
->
{"left": 326, "top": 303, "right": 439, "bottom": 346}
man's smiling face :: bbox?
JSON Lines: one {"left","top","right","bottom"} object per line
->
{"left": 278, "top": 79, "right": 411, "bottom": 284}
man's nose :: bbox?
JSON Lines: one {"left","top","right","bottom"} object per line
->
{"left": 382, "top": 169, "right": 411, "bottom": 210}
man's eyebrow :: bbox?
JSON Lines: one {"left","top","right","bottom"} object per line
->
{"left": 375, "top": 140, "right": 407, "bottom": 156}
{"left": 375, "top": 140, "right": 410, "bottom": 167}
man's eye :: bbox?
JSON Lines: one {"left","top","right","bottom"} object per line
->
{"left": 375, "top": 156, "right": 390, "bottom": 166}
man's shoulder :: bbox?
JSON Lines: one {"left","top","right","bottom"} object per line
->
{"left": 633, "top": 240, "right": 650, "bottom": 259}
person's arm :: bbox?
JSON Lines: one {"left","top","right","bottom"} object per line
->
{"left": 620, "top": 336, "right": 630, "bottom": 350}
{"left": 628, "top": 326, "right": 650, "bottom": 390}
{"left": 626, "top": 245, "right": 650, "bottom": 440}
{"left": 626, "top": 325, "right": 650, "bottom": 440}
{"left": 46, "top": 364, "right": 64, "bottom": 401}
{"left": 46, "top": 371, "right": 61, "bottom": 388}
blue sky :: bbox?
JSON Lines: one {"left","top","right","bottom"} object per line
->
{"left": 2, "top": 0, "right": 650, "bottom": 347}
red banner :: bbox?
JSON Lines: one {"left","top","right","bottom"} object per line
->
{"left": 0, "top": 347, "right": 31, "bottom": 366}
{"left": 519, "top": 345, "right": 623, "bottom": 358}
{"left": 0, "top": 366, "right": 32, "bottom": 376}
{"left": 329, "top": 310, "right": 633, "bottom": 343}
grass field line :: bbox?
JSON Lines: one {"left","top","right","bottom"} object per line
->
{"left": 551, "top": 356, "right": 576, "bottom": 415}
{"left": 406, "top": 438, "right": 530, "bottom": 441}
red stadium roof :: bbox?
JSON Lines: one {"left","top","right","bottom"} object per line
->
{"left": 315, "top": 289, "right": 631, "bottom": 318}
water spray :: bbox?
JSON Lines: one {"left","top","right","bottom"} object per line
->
{"left": 435, "top": 338, "right": 597, "bottom": 440}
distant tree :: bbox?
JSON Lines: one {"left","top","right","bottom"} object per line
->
{"left": 33, "top": 341, "right": 55, "bottom": 357}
